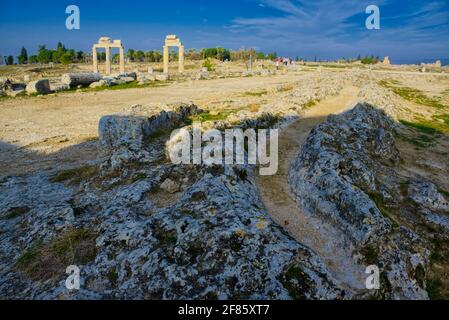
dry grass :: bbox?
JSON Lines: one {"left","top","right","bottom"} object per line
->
{"left": 248, "top": 103, "right": 261, "bottom": 113}
{"left": 50, "top": 165, "right": 99, "bottom": 185}
{"left": 15, "top": 228, "right": 98, "bottom": 281}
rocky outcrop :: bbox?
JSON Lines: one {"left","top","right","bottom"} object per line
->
{"left": 0, "top": 126, "right": 344, "bottom": 300}
{"left": 288, "top": 103, "right": 448, "bottom": 299}
{"left": 358, "top": 82, "right": 406, "bottom": 119}
{"left": 98, "top": 103, "right": 201, "bottom": 168}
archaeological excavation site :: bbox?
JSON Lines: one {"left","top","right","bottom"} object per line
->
{"left": 0, "top": 1, "right": 448, "bottom": 306}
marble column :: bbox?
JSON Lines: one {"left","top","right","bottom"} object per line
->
{"left": 119, "top": 47, "right": 125, "bottom": 73}
{"left": 163, "top": 45, "right": 169, "bottom": 74}
{"left": 105, "top": 47, "right": 111, "bottom": 75}
{"left": 92, "top": 47, "right": 98, "bottom": 73}
{"left": 179, "top": 45, "right": 185, "bottom": 73}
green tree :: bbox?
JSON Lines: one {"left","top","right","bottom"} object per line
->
{"left": 153, "top": 51, "right": 162, "bottom": 62}
{"left": 76, "top": 51, "right": 84, "bottom": 62}
{"left": 52, "top": 43, "right": 67, "bottom": 63}
{"left": 216, "top": 48, "right": 231, "bottom": 61}
{"left": 169, "top": 49, "right": 178, "bottom": 62}
{"left": 56, "top": 42, "right": 66, "bottom": 51}
{"left": 99, "top": 52, "right": 106, "bottom": 62}
{"left": 267, "top": 52, "right": 277, "bottom": 60}
{"left": 257, "top": 52, "right": 266, "bottom": 60}
{"left": 134, "top": 50, "right": 144, "bottom": 62}
{"left": 112, "top": 53, "right": 120, "bottom": 63}
{"left": 127, "top": 49, "right": 135, "bottom": 62}
{"left": 29, "top": 55, "right": 38, "bottom": 64}
{"left": 17, "top": 47, "right": 28, "bottom": 64}
{"left": 144, "top": 51, "right": 153, "bottom": 62}
{"left": 6, "top": 55, "right": 14, "bottom": 65}
{"left": 60, "top": 51, "right": 74, "bottom": 65}
{"left": 37, "top": 45, "right": 52, "bottom": 64}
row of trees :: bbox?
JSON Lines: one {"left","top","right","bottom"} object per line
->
{"left": 5, "top": 46, "right": 272, "bottom": 65}
{"left": 34, "top": 43, "right": 86, "bottom": 65}
{"left": 5, "top": 43, "right": 87, "bottom": 65}
{"left": 125, "top": 49, "right": 164, "bottom": 63}
{"left": 11, "top": 44, "right": 387, "bottom": 66}
{"left": 123, "top": 48, "right": 276, "bottom": 63}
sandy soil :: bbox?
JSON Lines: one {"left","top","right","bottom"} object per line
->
{"left": 0, "top": 72, "right": 308, "bottom": 176}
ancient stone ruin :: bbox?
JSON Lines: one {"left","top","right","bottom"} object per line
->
{"left": 92, "top": 37, "right": 125, "bottom": 75}
{"left": 163, "top": 35, "right": 185, "bottom": 74}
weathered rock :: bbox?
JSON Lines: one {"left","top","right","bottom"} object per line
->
{"left": 113, "top": 72, "right": 137, "bottom": 80}
{"left": 89, "top": 81, "right": 103, "bottom": 88}
{"left": 6, "top": 89, "right": 26, "bottom": 97}
{"left": 0, "top": 136, "right": 343, "bottom": 301}
{"left": 98, "top": 103, "right": 201, "bottom": 168}
{"left": 0, "top": 77, "right": 10, "bottom": 89}
{"left": 155, "top": 74, "right": 169, "bottom": 82}
{"left": 195, "top": 71, "right": 209, "bottom": 80}
{"left": 160, "top": 178, "right": 180, "bottom": 194}
{"left": 26, "top": 79, "right": 52, "bottom": 95}
{"left": 119, "top": 77, "right": 135, "bottom": 84}
{"left": 89, "top": 80, "right": 111, "bottom": 88}
{"left": 51, "top": 84, "right": 71, "bottom": 92}
{"left": 289, "top": 103, "right": 432, "bottom": 299}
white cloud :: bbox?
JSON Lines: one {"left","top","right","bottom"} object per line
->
{"left": 224, "top": 0, "right": 449, "bottom": 61}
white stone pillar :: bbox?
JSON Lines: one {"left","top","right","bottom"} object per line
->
{"left": 119, "top": 46, "right": 125, "bottom": 73}
{"left": 92, "top": 47, "right": 98, "bottom": 73}
{"left": 105, "top": 47, "right": 111, "bottom": 75}
{"left": 179, "top": 45, "right": 185, "bottom": 73}
{"left": 163, "top": 45, "right": 169, "bottom": 74}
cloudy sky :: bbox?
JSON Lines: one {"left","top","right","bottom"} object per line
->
{"left": 0, "top": 0, "right": 448, "bottom": 64}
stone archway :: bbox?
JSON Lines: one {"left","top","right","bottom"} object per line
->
{"left": 163, "top": 35, "right": 185, "bottom": 74}
{"left": 93, "top": 37, "right": 125, "bottom": 75}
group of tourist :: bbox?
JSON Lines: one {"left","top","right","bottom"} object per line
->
{"left": 275, "top": 57, "right": 296, "bottom": 69}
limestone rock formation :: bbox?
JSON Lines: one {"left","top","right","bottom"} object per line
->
{"left": 160, "top": 178, "right": 180, "bottom": 194}
{"left": 0, "top": 101, "right": 344, "bottom": 299}
{"left": 98, "top": 103, "right": 201, "bottom": 168}
{"left": 288, "top": 103, "right": 446, "bottom": 299}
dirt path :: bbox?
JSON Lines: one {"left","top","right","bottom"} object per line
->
{"left": 256, "top": 86, "right": 367, "bottom": 292}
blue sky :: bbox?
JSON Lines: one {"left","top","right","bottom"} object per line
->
{"left": 0, "top": 0, "right": 448, "bottom": 64}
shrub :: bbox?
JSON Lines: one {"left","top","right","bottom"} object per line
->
{"left": 202, "top": 58, "right": 215, "bottom": 72}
